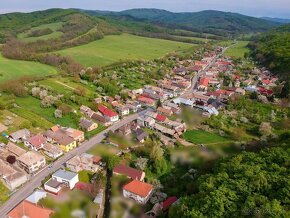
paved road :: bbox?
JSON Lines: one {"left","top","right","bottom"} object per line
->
{"left": 0, "top": 109, "right": 148, "bottom": 217}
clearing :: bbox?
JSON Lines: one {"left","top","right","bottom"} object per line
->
{"left": 17, "top": 22, "right": 64, "bottom": 42}
{"left": 55, "top": 34, "right": 194, "bottom": 67}
{"left": 0, "top": 54, "right": 58, "bottom": 83}
{"left": 224, "top": 41, "right": 250, "bottom": 58}
{"left": 182, "top": 130, "right": 230, "bottom": 145}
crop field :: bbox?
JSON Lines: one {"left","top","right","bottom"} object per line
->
{"left": 183, "top": 130, "right": 230, "bottom": 145}
{"left": 56, "top": 34, "right": 194, "bottom": 67}
{"left": 224, "top": 41, "right": 250, "bottom": 58}
{"left": 0, "top": 54, "right": 58, "bottom": 83}
{"left": 17, "top": 22, "right": 64, "bottom": 42}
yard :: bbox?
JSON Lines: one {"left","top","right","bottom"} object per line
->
{"left": 224, "top": 41, "right": 250, "bottom": 58}
{"left": 17, "top": 22, "right": 64, "bottom": 42}
{"left": 0, "top": 54, "right": 58, "bottom": 83}
{"left": 0, "top": 181, "right": 10, "bottom": 206}
{"left": 78, "top": 171, "right": 94, "bottom": 183}
{"left": 56, "top": 34, "right": 193, "bottom": 67}
{"left": 182, "top": 129, "right": 230, "bottom": 145}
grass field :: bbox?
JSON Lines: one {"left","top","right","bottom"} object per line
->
{"left": 183, "top": 130, "right": 230, "bottom": 145}
{"left": 18, "top": 22, "right": 64, "bottom": 42}
{"left": 56, "top": 34, "right": 194, "bottom": 67}
{"left": 174, "top": 35, "right": 210, "bottom": 42}
{"left": 224, "top": 41, "right": 250, "bottom": 58}
{"left": 0, "top": 54, "right": 58, "bottom": 83}
{"left": 0, "top": 181, "right": 10, "bottom": 206}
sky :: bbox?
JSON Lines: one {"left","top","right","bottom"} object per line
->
{"left": 1, "top": 0, "right": 290, "bottom": 18}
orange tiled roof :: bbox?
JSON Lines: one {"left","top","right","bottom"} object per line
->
{"left": 123, "top": 180, "right": 153, "bottom": 198}
{"left": 8, "top": 200, "right": 54, "bottom": 218}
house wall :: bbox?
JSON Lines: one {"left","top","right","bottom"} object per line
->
{"left": 52, "top": 175, "right": 79, "bottom": 189}
{"left": 18, "top": 158, "right": 46, "bottom": 174}
{"left": 59, "top": 141, "right": 77, "bottom": 152}
{"left": 5, "top": 174, "right": 28, "bottom": 190}
{"left": 123, "top": 189, "right": 151, "bottom": 204}
{"left": 44, "top": 183, "right": 61, "bottom": 194}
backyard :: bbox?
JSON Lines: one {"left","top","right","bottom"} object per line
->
{"left": 182, "top": 129, "right": 230, "bottom": 144}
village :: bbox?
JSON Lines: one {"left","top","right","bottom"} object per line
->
{"left": 0, "top": 43, "right": 282, "bottom": 218}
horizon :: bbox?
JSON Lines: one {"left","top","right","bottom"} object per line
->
{"left": 0, "top": 0, "right": 290, "bottom": 19}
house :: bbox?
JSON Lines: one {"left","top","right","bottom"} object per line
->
{"left": 9, "top": 129, "right": 30, "bottom": 143}
{"left": 113, "top": 164, "right": 145, "bottom": 181}
{"left": 135, "top": 128, "right": 148, "bottom": 143}
{"left": 6, "top": 142, "right": 26, "bottom": 157}
{"left": 79, "top": 118, "right": 98, "bottom": 132}
{"left": 161, "top": 196, "right": 178, "bottom": 211}
{"left": 118, "top": 124, "right": 132, "bottom": 136}
{"left": 51, "top": 169, "right": 79, "bottom": 189}
{"left": 66, "top": 153, "right": 100, "bottom": 173}
{"left": 80, "top": 105, "right": 94, "bottom": 117}
{"left": 57, "top": 135, "right": 76, "bottom": 153}
{"left": 235, "top": 87, "right": 246, "bottom": 95}
{"left": 123, "top": 180, "right": 153, "bottom": 204}
{"left": 98, "top": 105, "right": 119, "bottom": 122}
{"left": 138, "top": 96, "right": 155, "bottom": 107}
{"left": 25, "top": 134, "right": 46, "bottom": 151}
{"left": 198, "top": 78, "right": 209, "bottom": 91}
{"left": 7, "top": 200, "right": 54, "bottom": 218}
{"left": 17, "top": 151, "right": 46, "bottom": 174}
{"left": 26, "top": 190, "right": 47, "bottom": 204}
{"left": 137, "top": 116, "right": 155, "bottom": 128}
{"left": 65, "top": 127, "right": 84, "bottom": 142}
{"left": 44, "top": 179, "right": 63, "bottom": 194}
{"left": 156, "top": 114, "right": 167, "bottom": 122}
{"left": 91, "top": 113, "right": 111, "bottom": 126}
{"left": 0, "top": 159, "right": 28, "bottom": 190}
{"left": 157, "top": 107, "right": 173, "bottom": 117}
{"left": 116, "top": 105, "right": 130, "bottom": 116}
{"left": 42, "top": 143, "right": 63, "bottom": 159}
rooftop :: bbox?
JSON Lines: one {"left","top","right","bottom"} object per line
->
{"left": 123, "top": 180, "right": 153, "bottom": 198}
{"left": 52, "top": 169, "right": 78, "bottom": 181}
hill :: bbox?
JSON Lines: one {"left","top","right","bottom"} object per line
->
{"left": 86, "top": 8, "right": 280, "bottom": 36}
{"left": 261, "top": 17, "right": 290, "bottom": 24}
{"left": 248, "top": 23, "right": 290, "bottom": 76}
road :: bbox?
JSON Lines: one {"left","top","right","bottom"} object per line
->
{"left": 0, "top": 109, "right": 148, "bottom": 218}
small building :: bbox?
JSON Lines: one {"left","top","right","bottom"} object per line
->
{"left": 26, "top": 190, "right": 47, "bottom": 204}
{"left": 44, "top": 179, "right": 62, "bottom": 194}
{"left": 79, "top": 118, "right": 98, "bottom": 132}
{"left": 17, "top": 151, "right": 46, "bottom": 174}
{"left": 198, "top": 78, "right": 209, "bottom": 91}
{"left": 113, "top": 164, "right": 145, "bottom": 181}
{"left": 157, "top": 107, "right": 173, "bottom": 117}
{"left": 51, "top": 169, "right": 79, "bottom": 190}
{"left": 6, "top": 142, "right": 26, "bottom": 157}
{"left": 116, "top": 105, "right": 130, "bottom": 116}
{"left": 9, "top": 129, "right": 30, "bottom": 143}
{"left": 135, "top": 129, "right": 148, "bottom": 143}
{"left": 42, "top": 143, "right": 63, "bottom": 159}
{"left": 123, "top": 180, "right": 153, "bottom": 204}
{"left": 98, "top": 105, "right": 119, "bottom": 122}
{"left": 25, "top": 134, "right": 46, "bottom": 151}
{"left": 66, "top": 153, "right": 100, "bottom": 173}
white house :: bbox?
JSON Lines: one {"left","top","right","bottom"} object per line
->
{"left": 51, "top": 169, "right": 79, "bottom": 190}
{"left": 123, "top": 180, "right": 153, "bottom": 204}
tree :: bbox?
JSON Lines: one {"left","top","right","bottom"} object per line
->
{"left": 58, "top": 104, "right": 72, "bottom": 115}
{"left": 135, "top": 157, "right": 148, "bottom": 171}
{"left": 54, "top": 109, "right": 62, "bottom": 118}
{"left": 103, "top": 154, "right": 120, "bottom": 170}
{"left": 259, "top": 122, "right": 272, "bottom": 136}
{"left": 6, "top": 155, "right": 16, "bottom": 164}
{"left": 74, "top": 86, "right": 86, "bottom": 96}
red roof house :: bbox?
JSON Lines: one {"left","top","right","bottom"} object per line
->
{"left": 138, "top": 96, "right": 155, "bottom": 106}
{"left": 155, "top": 114, "right": 167, "bottom": 122}
{"left": 113, "top": 164, "right": 145, "bottom": 181}
{"left": 98, "top": 105, "right": 119, "bottom": 122}
{"left": 123, "top": 180, "right": 153, "bottom": 204}
{"left": 161, "top": 196, "right": 178, "bottom": 211}
{"left": 8, "top": 200, "right": 54, "bottom": 218}
{"left": 26, "top": 134, "right": 46, "bottom": 150}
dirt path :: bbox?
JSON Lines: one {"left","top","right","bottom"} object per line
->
{"left": 55, "top": 81, "right": 75, "bottom": 90}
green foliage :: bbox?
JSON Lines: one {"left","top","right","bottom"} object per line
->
{"left": 171, "top": 144, "right": 290, "bottom": 218}
{"left": 183, "top": 130, "right": 229, "bottom": 144}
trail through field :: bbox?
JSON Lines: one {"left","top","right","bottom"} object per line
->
{"left": 55, "top": 81, "right": 75, "bottom": 90}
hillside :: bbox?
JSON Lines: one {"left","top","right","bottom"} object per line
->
{"left": 261, "top": 17, "right": 290, "bottom": 24}
{"left": 87, "top": 8, "right": 280, "bottom": 36}
{"left": 248, "top": 23, "right": 290, "bottom": 76}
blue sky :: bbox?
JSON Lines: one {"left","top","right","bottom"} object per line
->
{"left": 1, "top": 0, "right": 290, "bottom": 18}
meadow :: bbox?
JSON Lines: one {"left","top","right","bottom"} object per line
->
{"left": 0, "top": 54, "right": 58, "bottom": 83}
{"left": 17, "top": 22, "right": 64, "bottom": 42}
{"left": 224, "top": 41, "right": 250, "bottom": 58}
{"left": 56, "top": 34, "right": 194, "bottom": 67}
{"left": 182, "top": 129, "right": 230, "bottom": 145}
{"left": 0, "top": 181, "right": 10, "bottom": 206}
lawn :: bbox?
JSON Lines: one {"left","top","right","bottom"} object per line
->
{"left": 224, "top": 41, "right": 250, "bottom": 58}
{"left": 0, "top": 181, "right": 10, "bottom": 206}
{"left": 78, "top": 171, "right": 94, "bottom": 183}
{"left": 17, "top": 22, "right": 64, "bottom": 42}
{"left": 56, "top": 34, "right": 193, "bottom": 67}
{"left": 0, "top": 54, "right": 58, "bottom": 83}
{"left": 183, "top": 130, "right": 230, "bottom": 145}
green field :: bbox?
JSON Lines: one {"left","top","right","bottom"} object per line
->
{"left": 18, "top": 22, "right": 64, "bottom": 42}
{"left": 0, "top": 181, "right": 10, "bottom": 206}
{"left": 183, "top": 130, "right": 230, "bottom": 145}
{"left": 0, "top": 54, "right": 58, "bottom": 82}
{"left": 174, "top": 35, "right": 210, "bottom": 42}
{"left": 56, "top": 34, "right": 194, "bottom": 67}
{"left": 224, "top": 41, "right": 250, "bottom": 58}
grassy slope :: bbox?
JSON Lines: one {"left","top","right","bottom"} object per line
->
{"left": 0, "top": 54, "right": 58, "bottom": 82}
{"left": 183, "top": 130, "right": 230, "bottom": 144}
{"left": 56, "top": 34, "right": 193, "bottom": 67}
{"left": 224, "top": 41, "right": 250, "bottom": 58}
{"left": 17, "top": 22, "right": 64, "bottom": 42}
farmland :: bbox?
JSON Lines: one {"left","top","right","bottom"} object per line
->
{"left": 56, "top": 34, "right": 194, "bottom": 67}
{"left": 224, "top": 41, "right": 250, "bottom": 58}
{"left": 0, "top": 54, "right": 58, "bottom": 83}
{"left": 17, "top": 22, "right": 64, "bottom": 42}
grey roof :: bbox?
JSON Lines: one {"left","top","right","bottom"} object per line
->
{"left": 52, "top": 169, "right": 78, "bottom": 181}
{"left": 45, "top": 178, "right": 62, "bottom": 188}
{"left": 26, "top": 190, "right": 47, "bottom": 204}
